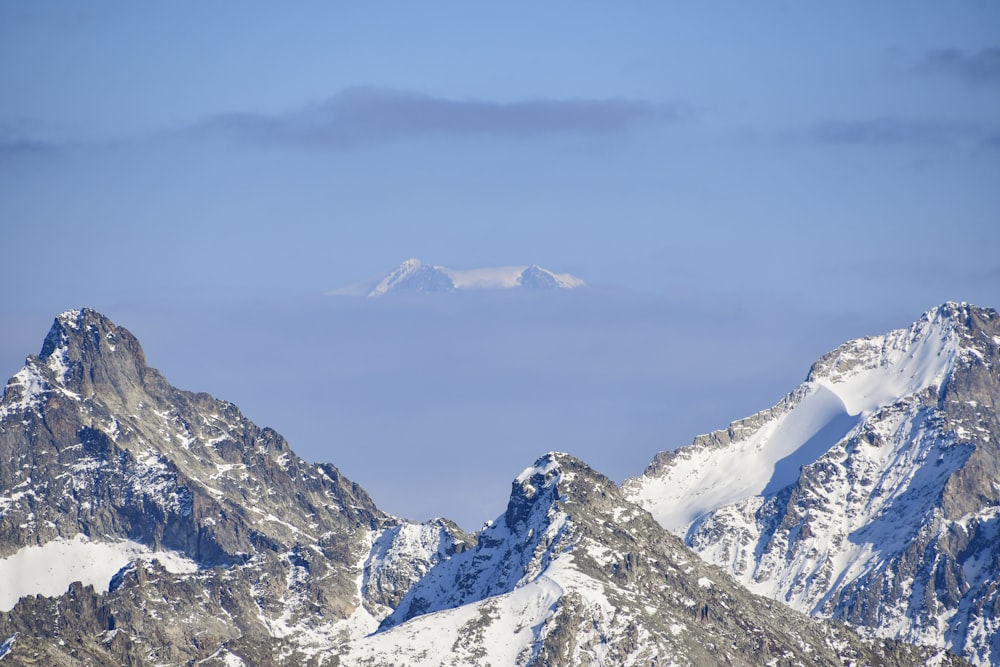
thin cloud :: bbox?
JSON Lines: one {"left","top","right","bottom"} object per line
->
{"left": 0, "top": 121, "right": 58, "bottom": 159}
{"left": 811, "top": 117, "right": 975, "bottom": 146}
{"left": 0, "top": 138, "right": 60, "bottom": 168}
{"left": 918, "top": 47, "right": 1000, "bottom": 86}
{"left": 0, "top": 138, "right": 53, "bottom": 155}
{"left": 193, "top": 87, "right": 687, "bottom": 148}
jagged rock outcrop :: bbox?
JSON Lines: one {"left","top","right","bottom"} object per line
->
{"left": 626, "top": 302, "right": 1000, "bottom": 665}
{"left": 363, "top": 518, "right": 475, "bottom": 610}
{"left": 0, "top": 308, "right": 469, "bottom": 665}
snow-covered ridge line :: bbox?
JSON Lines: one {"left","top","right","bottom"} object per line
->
{"left": 330, "top": 258, "right": 584, "bottom": 296}
{"left": 444, "top": 265, "right": 583, "bottom": 290}
{"left": 625, "top": 302, "right": 969, "bottom": 533}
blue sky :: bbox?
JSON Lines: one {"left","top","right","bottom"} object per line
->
{"left": 1, "top": 3, "right": 998, "bottom": 527}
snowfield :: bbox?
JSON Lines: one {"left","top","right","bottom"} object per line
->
{"left": 0, "top": 534, "right": 198, "bottom": 611}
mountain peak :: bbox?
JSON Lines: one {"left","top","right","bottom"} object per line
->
{"left": 933, "top": 299, "right": 991, "bottom": 318}
{"left": 518, "top": 264, "right": 584, "bottom": 290}
{"left": 508, "top": 451, "right": 609, "bottom": 521}
{"left": 802, "top": 301, "right": 997, "bottom": 398}
{"left": 42, "top": 308, "right": 119, "bottom": 355}
{"left": 513, "top": 450, "right": 564, "bottom": 485}
{"left": 381, "top": 451, "right": 609, "bottom": 630}
{"left": 367, "top": 259, "right": 454, "bottom": 296}
{"left": 32, "top": 307, "right": 150, "bottom": 404}
{"left": 504, "top": 452, "right": 568, "bottom": 530}
{"left": 927, "top": 300, "right": 998, "bottom": 336}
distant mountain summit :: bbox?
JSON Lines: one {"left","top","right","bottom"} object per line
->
{"left": 332, "top": 259, "right": 585, "bottom": 297}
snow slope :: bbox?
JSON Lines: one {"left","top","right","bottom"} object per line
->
{"left": 625, "top": 302, "right": 961, "bottom": 534}
{"left": 347, "top": 565, "right": 565, "bottom": 666}
{"left": 0, "top": 534, "right": 197, "bottom": 611}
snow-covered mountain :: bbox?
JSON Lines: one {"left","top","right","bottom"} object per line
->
{"left": 0, "top": 308, "right": 968, "bottom": 666}
{"left": 343, "top": 452, "right": 953, "bottom": 666}
{"left": 0, "top": 308, "right": 472, "bottom": 664}
{"left": 624, "top": 302, "right": 1000, "bottom": 666}
{"left": 332, "top": 258, "right": 585, "bottom": 296}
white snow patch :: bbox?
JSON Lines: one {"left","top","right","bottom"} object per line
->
{"left": 629, "top": 384, "right": 857, "bottom": 531}
{"left": 344, "top": 574, "right": 563, "bottom": 666}
{"left": 516, "top": 454, "right": 563, "bottom": 484}
{"left": 0, "top": 633, "right": 15, "bottom": 660}
{"left": 0, "top": 485, "right": 35, "bottom": 514}
{"left": 0, "top": 367, "right": 48, "bottom": 419}
{"left": 0, "top": 534, "right": 198, "bottom": 611}
{"left": 56, "top": 309, "right": 82, "bottom": 328}
{"left": 812, "top": 313, "right": 958, "bottom": 416}
{"left": 445, "top": 265, "right": 529, "bottom": 289}
{"left": 197, "top": 647, "right": 245, "bottom": 666}
{"left": 210, "top": 463, "right": 246, "bottom": 480}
